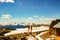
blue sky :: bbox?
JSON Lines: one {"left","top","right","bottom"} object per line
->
{"left": 0, "top": 0, "right": 60, "bottom": 18}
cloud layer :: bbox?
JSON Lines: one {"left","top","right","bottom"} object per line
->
{"left": 0, "top": 0, "right": 14, "bottom": 3}
{"left": 0, "top": 14, "right": 56, "bottom": 25}
{"left": 39, "top": 18, "right": 55, "bottom": 20}
{"left": 2, "top": 14, "right": 11, "bottom": 19}
{"left": 33, "top": 15, "right": 39, "bottom": 18}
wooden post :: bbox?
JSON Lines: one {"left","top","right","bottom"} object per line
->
{"left": 28, "top": 24, "right": 32, "bottom": 34}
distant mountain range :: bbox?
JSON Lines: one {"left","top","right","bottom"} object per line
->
{"left": 0, "top": 24, "right": 26, "bottom": 29}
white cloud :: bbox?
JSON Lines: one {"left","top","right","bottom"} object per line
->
{"left": 41, "top": 16, "right": 44, "bottom": 18}
{"left": 2, "top": 14, "right": 11, "bottom": 19}
{"left": 6, "top": 0, "right": 14, "bottom": 3}
{"left": 26, "top": 17, "right": 35, "bottom": 24}
{"left": 39, "top": 18, "right": 55, "bottom": 20}
{"left": 39, "top": 18, "right": 55, "bottom": 24}
{"left": 0, "top": 0, "right": 14, "bottom": 3}
{"left": 28, "top": 17, "right": 32, "bottom": 20}
{"left": 0, "top": 0, "right": 5, "bottom": 2}
{"left": 33, "top": 15, "right": 39, "bottom": 18}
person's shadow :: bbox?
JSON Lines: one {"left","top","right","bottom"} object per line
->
{"left": 21, "top": 37, "right": 27, "bottom": 40}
